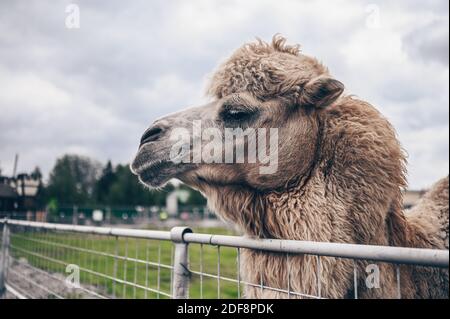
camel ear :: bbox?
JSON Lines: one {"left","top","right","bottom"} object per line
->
{"left": 299, "top": 76, "right": 344, "bottom": 108}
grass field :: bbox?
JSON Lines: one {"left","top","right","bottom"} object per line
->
{"left": 8, "top": 226, "right": 243, "bottom": 299}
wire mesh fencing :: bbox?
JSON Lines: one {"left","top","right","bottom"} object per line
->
{"left": 0, "top": 219, "right": 448, "bottom": 299}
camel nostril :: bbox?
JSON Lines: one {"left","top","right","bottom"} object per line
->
{"left": 140, "top": 126, "right": 164, "bottom": 146}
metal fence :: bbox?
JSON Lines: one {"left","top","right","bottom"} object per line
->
{"left": 0, "top": 218, "right": 448, "bottom": 299}
{"left": 0, "top": 206, "right": 217, "bottom": 226}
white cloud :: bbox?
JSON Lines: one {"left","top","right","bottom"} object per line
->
{"left": 0, "top": 68, "right": 71, "bottom": 111}
{"left": 0, "top": 0, "right": 448, "bottom": 189}
{"left": 402, "top": 125, "right": 449, "bottom": 189}
{"left": 133, "top": 73, "right": 208, "bottom": 117}
{"left": 403, "top": 18, "right": 449, "bottom": 66}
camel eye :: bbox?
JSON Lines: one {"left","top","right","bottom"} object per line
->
{"left": 219, "top": 105, "right": 258, "bottom": 124}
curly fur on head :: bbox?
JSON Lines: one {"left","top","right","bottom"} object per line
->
{"left": 207, "top": 35, "right": 329, "bottom": 101}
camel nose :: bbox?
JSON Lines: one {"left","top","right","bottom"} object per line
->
{"left": 140, "top": 124, "right": 165, "bottom": 146}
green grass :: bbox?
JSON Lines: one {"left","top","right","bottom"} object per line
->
{"left": 9, "top": 226, "right": 243, "bottom": 299}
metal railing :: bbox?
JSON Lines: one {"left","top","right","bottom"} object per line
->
{"left": 0, "top": 218, "right": 448, "bottom": 299}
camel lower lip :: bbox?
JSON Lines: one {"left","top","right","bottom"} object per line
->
{"left": 135, "top": 161, "right": 174, "bottom": 185}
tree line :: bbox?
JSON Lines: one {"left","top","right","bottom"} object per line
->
{"left": 22, "top": 154, "right": 206, "bottom": 209}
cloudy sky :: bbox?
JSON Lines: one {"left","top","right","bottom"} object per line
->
{"left": 0, "top": 0, "right": 448, "bottom": 189}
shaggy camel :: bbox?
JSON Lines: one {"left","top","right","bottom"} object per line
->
{"left": 132, "top": 36, "right": 449, "bottom": 298}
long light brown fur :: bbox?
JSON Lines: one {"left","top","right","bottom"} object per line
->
{"left": 133, "top": 35, "right": 449, "bottom": 299}
{"left": 200, "top": 36, "right": 449, "bottom": 299}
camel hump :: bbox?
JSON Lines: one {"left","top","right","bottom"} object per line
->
{"left": 426, "top": 176, "right": 449, "bottom": 249}
{"left": 406, "top": 176, "right": 449, "bottom": 249}
{"left": 424, "top": 176, "right": 449, "bottom": 209}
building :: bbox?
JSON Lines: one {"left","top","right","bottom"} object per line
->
{"left": 0, "top": 173, "right": 41, "bottom": 213}
{"left": 15, "top": 173, "right": 41, "bottom": 211}
{"left": 0, "top": 176, "right": 18, "bottom": 212}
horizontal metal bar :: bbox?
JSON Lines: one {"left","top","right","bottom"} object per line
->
{"left": 2, "top": 219, "right": 171, "bottom": 241}
{"left": 3, "top": 219, "right": 448, "bottom": 268}
{"left": 5, "top": 283, "right": 29, "bottom": 299}
{"left": 183, "top": 234, "right": 449, "bottom": 268}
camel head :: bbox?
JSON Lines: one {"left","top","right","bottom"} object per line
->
{"left": 131, "top": 36, "right": 344, "bottom": 193}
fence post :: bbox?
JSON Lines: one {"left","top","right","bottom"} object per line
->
{"left": 72, "top": 205, "right": 78, "bottom": 225}
{"left": 170, "top": 226, "right": 192, "bottom": 299}
{"left": 0, "top": 219, "right": 10, "bottom": 297}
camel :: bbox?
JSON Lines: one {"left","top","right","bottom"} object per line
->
{"left": 131, "top": 36, "right": 449, "bottom": 298}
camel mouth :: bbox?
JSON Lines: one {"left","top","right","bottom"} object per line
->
{"left": 132, "top": 160, "right": 177, "bottom": 187}
{"left": 131, "top": 153, "right": 196, "bottom": 188}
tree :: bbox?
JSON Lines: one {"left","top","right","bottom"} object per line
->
{"left": 95, "top": 160, "right": 116, "bottom": 204}
{"left": 107, "top": 164, "right": 169, "bottom": 206}
{"left": 31, "top": 166, "right": 46, "bottom": 209}
{"left": 31, "top": 166, "right": 43, "bottom": 180}
{"left": 43, "top": 155, "right": 199, "bottom": 208}
{"left": 46, "top": 154, "right": 101, "bottom": 205}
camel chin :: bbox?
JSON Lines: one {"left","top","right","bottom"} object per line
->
{"left": 135, "top": 162, "right": 174, "bottom": 188}
{"left": 131, "top": 156, "right": 189, "bottom": 189}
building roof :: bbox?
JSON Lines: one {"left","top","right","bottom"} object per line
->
{"left": 0, "top": 183, "right": 18, "bottom": 198}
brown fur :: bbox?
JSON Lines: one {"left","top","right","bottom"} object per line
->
{"left": 132, "top": 36, "right": 449, "bottom": 298}
{"left": 201, "top": 36, "right": 449, "bottom": 298}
